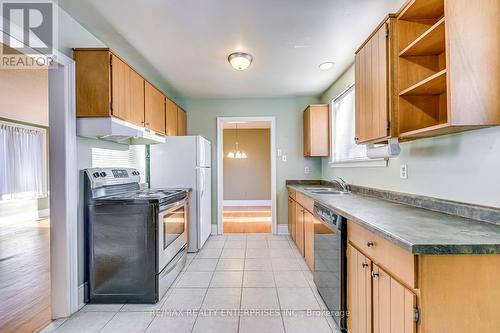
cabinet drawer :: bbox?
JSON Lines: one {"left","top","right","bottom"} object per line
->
{"left": 288, "top": 189, "right": 296, "bottom": 200}
{"left": 296, "top": 192, "right": 314, "bottom": 214}
{"left": 348, "top": 221, "right": 417, "bottom": 289}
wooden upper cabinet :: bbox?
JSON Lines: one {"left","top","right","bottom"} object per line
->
{"left": 74, "top": 49, "right": 111, "bottom": 117}
{"left": 144, "top": 81, "right": 166, "bottom": 134}
{"left": 177, "top": 107, "right": 187, "bottom": 136}
{"left": 111, "top": 54, "right": 145, "bottom": 127}
{"left": 165, "top": 98, "right": 178, "bottom": 136}
{"left": 396, "top": 0, "right": 500, "bottom": 139}
{"left": 74, "top": 48, "right": 189, "bottom": 136}
{"left": 303, "top": 104, "right": 329, "bottom": 157}
{"left": 355, "top": 16, "right": 397, "bottom": 144}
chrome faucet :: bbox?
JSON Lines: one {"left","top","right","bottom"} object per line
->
{"left": 331, "top": 177, "right": 350, "bottom": 193}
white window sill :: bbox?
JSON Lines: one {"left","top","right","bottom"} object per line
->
{"left": 329, "top": 158, "right": 388, "bottom": 168}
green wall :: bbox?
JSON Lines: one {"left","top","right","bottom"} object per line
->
{"left": 184, "top": 97, "right": 323, "bottom": 225}
{"left": 321, "top": 63, "right": 500, "bottom": 208}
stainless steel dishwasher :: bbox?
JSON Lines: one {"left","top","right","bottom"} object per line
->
{"left": 313, "top": 202, "right": 347, "bottom": 333}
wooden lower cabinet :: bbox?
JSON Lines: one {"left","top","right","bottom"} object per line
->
{"left": 295, "top": 204, "right": 305, "bottom": 256}
{"left": 303, "top": 211, "right": 314, "bottom": 271}
{"left": 288, "top": 197, "right": 296, "bottom": 241}
{"left": 348, "top": 244, "right": 415, "bottom": 333}
{"left": 347, "top": 244, "right": 372, "bottom": 333}
{"left": 372, "top": 264, "right": 416, "bottom": 333}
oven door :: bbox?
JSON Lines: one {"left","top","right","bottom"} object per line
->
{"left": 157, "top": 197, "right": 188, "bottom": 273}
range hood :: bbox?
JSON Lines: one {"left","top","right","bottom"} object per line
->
{"left": 77, "top": 117, "right": 166, "bottom": 145}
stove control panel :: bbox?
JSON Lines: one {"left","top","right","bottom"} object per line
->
{"left": 85, "top": 168, "right": 141, "bottom": 188}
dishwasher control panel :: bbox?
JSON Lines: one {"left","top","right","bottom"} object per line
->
{"left": 314, "top": 203, "right": 344, "bottom": 229}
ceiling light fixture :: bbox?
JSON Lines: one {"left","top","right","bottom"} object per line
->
{"left": 228, "top": 52, "right": 253, "bottom": 70}
{"left": 319, "top": 62, "right": 334, "bottom": 70}
{"left": 227, "top": 124, "right": 247, "bottom": 159}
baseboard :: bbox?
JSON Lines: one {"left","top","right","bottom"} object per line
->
{"left": 78, "top": 283, "right": 87, "bottom": 309}
{"left": 277, "top": 224, "right": 290, "bottom": 235}
{"left": 0, "top": 208, "right": 50, "bottom": 227}
{"left": 223, "top": 200, "right": 272, "bottom": 207}
{"left": 211, "top": 224, "right": 218, "bottom": 235}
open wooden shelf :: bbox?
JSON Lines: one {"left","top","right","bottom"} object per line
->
{"left": 400, "top": 17, "right": 445, "bottom": 57}
{"left": 399, "top": 0, "right": 444, "bottom": 21}
{"left": 399, "top": 122, "right": 450, "bottom": 139}
{"left": 400, "top": 69, "right": 447, "bottom": 96}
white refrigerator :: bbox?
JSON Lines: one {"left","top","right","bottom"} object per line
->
{"left": 150, "top": 136, "right": 212, "bottom": 252}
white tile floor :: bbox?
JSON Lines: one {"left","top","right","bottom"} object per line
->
{"left": 43, "top": 234, "right": 341, "bottom": 333}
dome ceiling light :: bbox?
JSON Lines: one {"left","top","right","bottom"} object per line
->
{"left": 319, "top": 61, "right": 334, "bottom": 70}
{"left": 228, "top": 52, "right": 253, "bottom": 71}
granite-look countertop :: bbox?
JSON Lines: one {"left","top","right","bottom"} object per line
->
{"left": 288, "top": 184, "right": 500, "bottom": 255}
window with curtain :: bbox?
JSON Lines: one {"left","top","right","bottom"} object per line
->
{"left": 0, "top": 122, "right": 47, "bottom": 201}
{"left": 331, "top": 84, "right": 369, "bottom": 163}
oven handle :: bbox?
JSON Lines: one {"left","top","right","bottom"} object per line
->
{"left": 159, "top": 197, "right": 188, "bottom": 213}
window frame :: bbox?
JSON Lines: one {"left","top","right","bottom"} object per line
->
{"left": 328, "top": 83, "right": 387, "bottom": 168}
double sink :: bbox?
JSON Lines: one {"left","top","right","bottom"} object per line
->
{"left": 304, "top": 187, "right": 350, "bottom": 195}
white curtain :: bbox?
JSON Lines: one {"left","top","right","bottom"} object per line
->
{"left": 0, "top": 123, "right": 46, "bottom": 200}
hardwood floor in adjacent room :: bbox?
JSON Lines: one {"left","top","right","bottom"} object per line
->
{"left": 0, "top": 218, "right": 51, "bottom": 333}
{"left": 223, "top": 206, "right": 272, "bottom": 233}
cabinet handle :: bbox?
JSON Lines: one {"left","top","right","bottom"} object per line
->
{"left": 367, "top": 241, "right": 374, "bottom": 247}
{"left": 371, "top": 271, "right": 379, "bottom": 278}
{"left": 362, "top": 262, "right": 369, "bottom": 268}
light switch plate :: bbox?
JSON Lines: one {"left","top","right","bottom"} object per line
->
{"left": 277, "top": 149, "right": 282, "bottom": 157}
{"left": 282, "top": 155, "right": 287, "bottom": 162}
{"left": 304, "top": 167, "right": 310, "bottom": 174}
{"left": 400, "top": 164, "right": 408, "bottom": 179}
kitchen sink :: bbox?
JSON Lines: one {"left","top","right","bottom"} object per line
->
{"left": 304, "top": 187, "right": 349, "bottom": 195}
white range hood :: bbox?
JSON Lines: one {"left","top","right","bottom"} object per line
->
{"left": 77, "top": 117, "right": 166, "bottom": 145}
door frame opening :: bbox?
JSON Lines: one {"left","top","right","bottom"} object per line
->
{"left": 216, "top": 117, "right": 277, "bottom": 235}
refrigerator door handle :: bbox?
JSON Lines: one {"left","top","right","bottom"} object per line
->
{"left": 200, "top": 169, "right": 205, "bottom": 198}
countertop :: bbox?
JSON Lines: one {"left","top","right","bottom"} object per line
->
{"left": 288, "top": 184, "right": 500, "bottom": 255}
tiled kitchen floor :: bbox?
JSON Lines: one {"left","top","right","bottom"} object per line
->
{"left": 43, "top": 234, "right": 341, "bottom": 333}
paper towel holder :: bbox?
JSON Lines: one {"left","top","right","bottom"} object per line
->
{"left": 366, "top": 138, "right": 401, "bottom": 159}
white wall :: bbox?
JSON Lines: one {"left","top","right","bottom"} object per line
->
{"left": 184, "top": 97, "right": 322, "bottom": 225}
{"left": 321, "top": 63, "right": 500, "bottom": 208}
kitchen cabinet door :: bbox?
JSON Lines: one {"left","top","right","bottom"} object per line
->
{"left": 111, "top": 54, "right": 145, "bottom": 127}
{"left": 165, "top": 98, "right": 178, "bottom": 136}
{"left": 304, "top": 211, "right": 315, "bottom": 271}
{"left": 372, "top": 264, "right": 416, "bottom": 333}
{"left": 145, "top": 81, "right": 166, "bottom": 134}
{"left": 295, "top": 205, "right": 305, "bottom": 256}
{"left": 355, "top": 19, "right": 392, "bottom": 144}
{"left": 347, "top": 244, "right": 372, "bottom": 333}
{"left": 177, "top": 107, "right": 187, "bottom": 136}
{"left": 288, "top": 197, "right": 296, "bottom": 241}
{"left": 303, "top": 105, "right": 329, "bottom": 156}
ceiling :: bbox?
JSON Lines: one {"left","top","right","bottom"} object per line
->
{"left": 60, "top": 0, "right": 405, "bottom": 98}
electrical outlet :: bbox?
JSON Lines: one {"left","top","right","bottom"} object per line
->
{"left": 277, "top": 149, "right": 282, "bottom": 157}
{"left": 304, "top": 167, "right": 310, "bottom": 174}
{"left": 282, "top": 155, "right": 287, "bottom": 162}
{"left": 400, "top": 164, "right": 408, "bottom": 179}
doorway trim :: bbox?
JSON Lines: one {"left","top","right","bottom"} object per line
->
{"left": 1, "top": 18, "right": 79, "bottom": 319}
{"left": 216, "top": 117, "right": 277, "bottom": 235}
